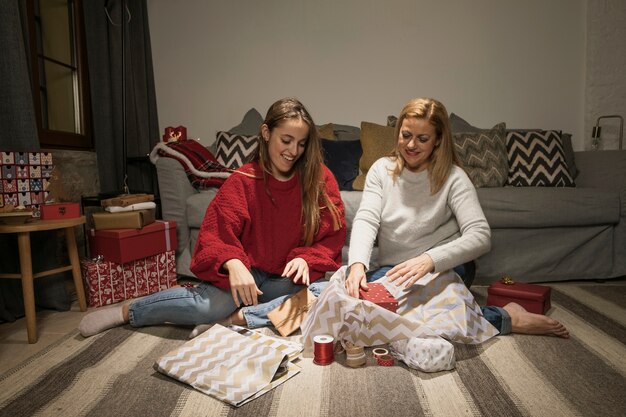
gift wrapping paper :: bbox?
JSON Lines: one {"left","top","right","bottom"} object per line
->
{"left": 0, "top": 151, "right": 52, "bottom": 216}
{"left": 80, "top": 250, "right": 177, "bottom": 308}
{"left": 359, "top": 282, "right": 398, "bottom": 313}
{"left": 301, "top": 267, "right": 499, "bottom": 363}
{"left": 156, "top": 324, "right": 301, "bottom": 407}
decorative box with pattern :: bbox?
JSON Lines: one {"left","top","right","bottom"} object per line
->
{"left": 359, "top": 282, "right": 398, "bottom": 313}
{"left": 88, "top": 220, "right": 177, "bottom": 264}
{"left": 487, "top": 281, "right": 551, "bottom": 314}
{"left": 0, "top": 151, "right": 52, "bottom": 216}
{"left": 80, "top": 250, "right": 177, "bottom": 308}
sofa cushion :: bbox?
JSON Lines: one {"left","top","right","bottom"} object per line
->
{"left": 333, "top": 123, "right": 361, "bottom": 141}
{"left": 322, "top": 139, "right": 362, "bottom": 191}
{"left": 506, "top": 130, "right": 575, "bottom": 187}
{"left": 318, "top": 123, "right": 335, "bottom": 140}
{"left": 215, "top": 131, "right": 259, "bottom": 169}
{"left": 452, "top": 123, "right": 508, "bottom": 188}
{"left": 477, "top": 187, "right": 619, "bottom": 228}
{"left": 187, "top": 188, "right": 218, "bottom": 229}
{"left": 228, "top": 108, "right": 263, "bottom": 135}
{"left": 353, "top": 121, "right": 396, "bottom": 190}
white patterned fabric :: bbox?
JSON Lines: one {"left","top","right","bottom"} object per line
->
{"left": 506, "top": 130, "right": 575, "bottom": 187}
{"left": 215, "top": 131, "right": 259, "bottom": 169}
{"left": 301, "top": 267, "right": 498, "bottom": 363}
{"left": 390, "top": 336, "right": 455, "bottom": 372}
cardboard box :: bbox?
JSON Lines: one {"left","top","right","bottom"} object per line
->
{"left": 487, "top": 281, "right": 551, "bottom": 314}
{"left": 40, "top": 202, "right": 81, "bottom": 220}
{"left": 359, "top": 282, "right": 398, "bottom": 313}
{"left": 80, "top": 250, "right": 177, "bottom": 308}
{"left": 92, "top": 209, "right": 155, "bottom": 230}
{"left": 88, "top": 220, "right": 177, "bottom": 264}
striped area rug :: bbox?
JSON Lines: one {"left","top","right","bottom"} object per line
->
{"left": 1, "top": 283, "right": 624, "bottom": 417}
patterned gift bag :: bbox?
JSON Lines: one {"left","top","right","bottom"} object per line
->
{"left": 156, "top": 324, "right": 302, "bottom": 406}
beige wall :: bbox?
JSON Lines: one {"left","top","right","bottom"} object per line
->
{"left": 147, "top": 0, "right": 587, "bottom": 149}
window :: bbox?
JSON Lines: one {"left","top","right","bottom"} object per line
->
{"left": 25, "top": 0, "right": 92, "bottom": 150}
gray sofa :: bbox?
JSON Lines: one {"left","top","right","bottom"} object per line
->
{"left": 155, "top": 148, "right": 626, "bottom": 285}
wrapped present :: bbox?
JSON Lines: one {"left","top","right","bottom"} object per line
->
{"left": 88, "top": 220, "right": 177, "bottom": 264}
{"left": 100, "top": 193, "right": 154, "bottom": 208}
{"left": 91, "top": 208, "right": 156, "bottom": 230}
{"left": 40, "top": 202, "right": 81, "bottom": 220}
{"left": 359, "top": 282, "right": 398, "bottom": 313}
{"left": 486, "top": 279, "right": 551, "bottom": 314}
{"left": 80, "top": 250, "right": 177, "bottom": 308}
{"left": 267, "top": 288, "right": 316, "bottom": 337}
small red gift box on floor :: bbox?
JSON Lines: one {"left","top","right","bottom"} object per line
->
{"left": 88, "top": 220, "right": 177, "bottom": 264}
{"left": 359, "top": 282, "right": 398, "bottom": 313}
{"left": 80, "top": 250, "right": 177, "bottom": 308}
{"left": 487, "top": 279, "right": 551, "bottom": 314}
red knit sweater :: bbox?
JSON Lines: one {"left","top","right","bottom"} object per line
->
{"left": 189, "top": 161, "right": 346, "bottom": 289}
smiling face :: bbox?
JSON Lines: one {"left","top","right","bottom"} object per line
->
{"left": 261, "top": 117, "right": 309, "bottom": 181}
{"left": 397, "top": 117, "right": 440, "bottom": 172}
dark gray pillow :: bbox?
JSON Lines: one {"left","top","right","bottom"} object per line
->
{"left": 228, "top": 108, "right": 263, "bottom": 136}
{"left": 333, "top": 123, "right": 361, "bottom": 141}
{"left": 560, "top": 133, "right": 579, "bottom": 179}
{"left": 450, "top": 113, "right": 482, "bottom": 133}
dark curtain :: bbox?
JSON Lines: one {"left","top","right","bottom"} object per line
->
{"left": 0, "top": 0, "right": 39, "bottom": 151}
{"left": 83, "top": 0, "right": 159, "bottom": 195}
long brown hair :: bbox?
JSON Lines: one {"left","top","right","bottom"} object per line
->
{"left": 389, "top": 98, "right": 460, "bottom": 195}
{"left": 255, "top": 98, "right": 342, "bottom": 245}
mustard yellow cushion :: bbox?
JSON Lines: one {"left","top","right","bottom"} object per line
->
{"left": 352, "top": 121, "right": 396, "bottom": 190}
{"left": 318, "top": 123, "right": 335, "bottom": 140}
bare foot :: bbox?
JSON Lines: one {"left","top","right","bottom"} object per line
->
{"left": 503, "top": 302, "right": 569, "bottom": 338}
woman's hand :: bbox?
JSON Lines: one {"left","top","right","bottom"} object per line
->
{"left": 224, "top": 259, "right": 263, "bottom": 306}
{"left": 385, "top": 254, "right": 434, "bottom": 289}
{"left": 283, "top": 257, "right": 310, "bottom": 285}
{"left": 346, "top": 263, "right": 368, "bottom": 298}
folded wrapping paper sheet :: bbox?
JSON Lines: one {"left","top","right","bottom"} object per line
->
{"left": 156, "top": 324, "right": 302, "bottom": 407}
{"left": 301, "top": 267, "right": 498, "bottom": 358}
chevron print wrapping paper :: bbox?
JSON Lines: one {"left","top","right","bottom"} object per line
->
{"left": 301, "top": 267, "right": 498, "bottom": 369}
{"left": 155, "top": 324, "right": 302, "bottom": 407}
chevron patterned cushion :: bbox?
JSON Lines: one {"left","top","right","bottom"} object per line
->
{"left": 452, "top": 123, "right": 508, "bottom": 188}
{"left": 505, "top": 130, "right": 575, "bottom": 187}
{"left": 215, "top": 131, "right": 259, "bottom": 169}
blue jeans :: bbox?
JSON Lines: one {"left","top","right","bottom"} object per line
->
{"left": 367, "top": 265, "right": 511, "bottom": 335}
{"left": 128, "top": 268, "right": 328, "bottom": 329}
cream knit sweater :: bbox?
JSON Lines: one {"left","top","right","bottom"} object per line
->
{"left": 348, "top": 157, "right": 491, "bottom": 273}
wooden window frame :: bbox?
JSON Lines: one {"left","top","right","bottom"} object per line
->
{"left": 25, "top": 0, "right": 93, "bottom": 150}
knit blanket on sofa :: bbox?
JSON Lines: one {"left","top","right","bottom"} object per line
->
{"left": 149, "top": 140, "right": 232, "bottom": 189}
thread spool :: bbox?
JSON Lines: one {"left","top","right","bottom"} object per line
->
{"left": 372, "top": 348, "right": 389, "bottom": 359}
{"left": 377, "top": 354, "right": 395, "bottom": 366}
{"left": 345, "top": 345, "right": 366, "bottom": 368}
{"left": 313, "top": 335, "right": 334, "bottom": 365}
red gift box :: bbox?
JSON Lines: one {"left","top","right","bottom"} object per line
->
{"left": 359, "top": 282, "right": 398, "bottom": 313}
{"left": 487, "top": 281, "right": 551, "bottom": 314}
{"left": 40, "top": 202, "right": 81, "bottom": 220}
{"left": 88, "top": 220, "right": 177, "bottom": 264}
{"left": 80, "top": 250, "right": 177, "bottom": 308}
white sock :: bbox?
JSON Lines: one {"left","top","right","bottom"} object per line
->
{"left": 188, "top": 316, "right": 233, "bottom": 339}
{"left": 78, "top": 305, "right": 126, "bottom": 337}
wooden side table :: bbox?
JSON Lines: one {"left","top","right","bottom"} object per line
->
{"left": 0, "top": 216, "right": 88, "bottom": 343}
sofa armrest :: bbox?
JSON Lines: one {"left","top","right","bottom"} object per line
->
{"left": 574, "top": 150, "right": 626, "bottom": 190}
{"left": 155, "top": 157, "right": 197, "bottom": 256}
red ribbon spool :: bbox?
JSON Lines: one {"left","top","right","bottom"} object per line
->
{"left": 377, "top": 354, "right": 395, "bottom": 366}
{"left": 313, "top": 335, "right": 334, "bottom": 366}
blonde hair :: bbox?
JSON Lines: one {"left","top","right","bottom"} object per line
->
{"left": 389, "top": 98, "right": 460, "bottom": 194}
{"left": 254, "top": 98, "right": 342, "bottom": 245}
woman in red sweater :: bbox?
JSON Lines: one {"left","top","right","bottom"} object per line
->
{"left": 79, "top": 98, "right": 346, "bottom": 337}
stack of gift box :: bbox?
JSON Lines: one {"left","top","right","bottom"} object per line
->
{"left": 80, "top": 194, "right": 178, "bottom": 308}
